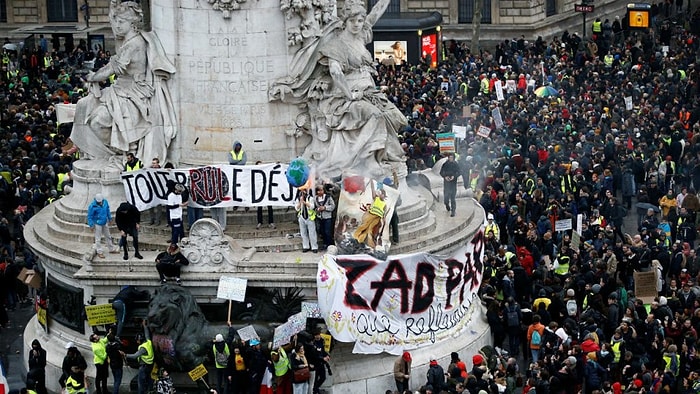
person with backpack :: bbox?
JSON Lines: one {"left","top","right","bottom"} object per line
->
{"left": 527, "top": 314, "right": 545, "bottom": 363}
{"left": 212, "top": 334, "right": 230, "bottom": 394}
{"left": 504, "top": 298, "right": 522, "bottom": 357}
{"left": 426, "top": 355, "right": 446, "bottom": 392}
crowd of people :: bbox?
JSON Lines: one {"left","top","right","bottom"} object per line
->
{"left": 0, "top": 1, "right": 699, "bottom": 394}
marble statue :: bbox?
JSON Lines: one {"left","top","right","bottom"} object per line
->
{"left": 270, "top": 0, "right": 406, "bottom": 179}
{"left": 70, "top": 0, "right": 177, "bottom": 164}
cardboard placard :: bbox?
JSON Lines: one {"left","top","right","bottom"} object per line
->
{"left": 634, "top": 271, "right": 658, "bottom": 304}
{"left": 236, "top": 325, "right": 259, "bottom": 342}
{"left": 188, "top": 364, "right": 208, "bottom": 381}
{"left": 571, "top": 231, "right": 581, "bottom": 251}
{"left": 555, "top": 219, "right": 572, "bottom": 231}
{"left": 217, "top": 276, "right": 248, "bottom": 301}
{"left": 25, "top": 272, "right": 42, "bottom": 290}
{"left": 85, "top": 304, "right": 117, "bottom": 326}
{"left": 452, "top": 125, "right": 467, "bottom": 140}
{"left": 477, "top": 125, "right": 491, "bottom": 138}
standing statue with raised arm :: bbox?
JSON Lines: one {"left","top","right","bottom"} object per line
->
{"left": 270, "top": 0, "right": 406, "bottom": 179}
{"left": 70, "top": 0, "right": 177, "bottom": 164}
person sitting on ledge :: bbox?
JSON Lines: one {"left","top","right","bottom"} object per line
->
{"left": 155, "top": 243, "right": 189, "bottom": 285}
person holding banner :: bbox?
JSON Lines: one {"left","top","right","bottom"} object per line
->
{"left": 165, "top": 181, "right": 187, "bottom": 245}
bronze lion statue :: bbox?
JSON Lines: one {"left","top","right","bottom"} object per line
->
{"left": 147, "top": 284, "right": 210, "bottom": 371}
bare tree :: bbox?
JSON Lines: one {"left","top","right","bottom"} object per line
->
{"left": 471, "top": 0, "right": 481, "bottom": 55}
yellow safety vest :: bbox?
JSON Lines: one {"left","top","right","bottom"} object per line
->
{"left": 663, "top": 353, "right": 680, "bottom": 376}
{"left": 592, "top": 21, "right": 602, "bottom": 33}
{"left": 369, "top": 196, "right": 386, "bottom": 217}
{"left": 91, "top": 336, "right": 108, "bottom": 365}
{"left": 297, "top": 197, "right": 317, "bottom": 220}
{"left": 485, "top": 223, "right": 500, "bottom": 239}
{"left": 480, "top": 78, "right": 489, "bottom": 94}
{"left": 57, "top": 172, "right": 67, "bottom": 192}
{"left": 65, "top": 375, "right": 86, "bottom": 394}
{"left": 554, "top": 256, "right": 570, "bottom": 275}
{"left": 43, "top": 56, "right": 51, "bottom": 68}
{"left": 138, "top": 340, "right": 154, "bottom": 365}
{"left": 272, "top": 348, "right": 290, "bottom": 377}
{"left": 213, "top": 343, "right": 230, "bottom": 369}
{"left": 230, "top": 150, "right": 244, "bottom": 162}
{"left": 125, "top": 161, "right": 142, "bottom": 172}
{"left": 610, "top": 340, "right": 622, "bottom": 363}
{"left": 604, "top": 54, "right": 614, "bottom": 66}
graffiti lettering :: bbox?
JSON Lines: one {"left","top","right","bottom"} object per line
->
{"left": 355, "top": 313, "right": 399, "bottom": 337}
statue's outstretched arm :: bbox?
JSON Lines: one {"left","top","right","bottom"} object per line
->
{"left": 88, "top": 62, "right": 116, "bottom": 82}
{"left": 366, "top": 0, "right": 390, "bottom": 26}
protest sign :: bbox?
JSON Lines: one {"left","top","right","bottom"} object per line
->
{"left": 436, "top": 133, "right": 455, "bottom": 153}
{"left": 302, "top": 302, "right": 322, "bottom": 318}
{"left": 317, "top": 230, "right": 485, "bottom": 354}
{"left": 217, "top": 276, "right": 247, "bottom": 301}
{"left": 555, "top": 219, "right": 572, "bottom": 231}
{"left": 273, "top": 321, "right": 294, "bottom": 349}
{"left": 188, "top": 364, "right": 208, "bottom": 381}
{"left": 625, "top": 96, "right": 633, "bottom": 111}
{"left": 494, "top": 80, "right": 504, "bottom": 101}
{"left": 634, "top": 271, "right": 658, "bottom": 304}
{"left": 477, "top": 125, "right": 491, "bottom": 138}
{"left": 492, "top": 107, "right": 504, "bottom": 129}
{"left": 237, "top": 325, "right": 259, "bottom": 342}
{"left": 56, "top": 103, "right": 76, "bottom": 123}
{"left": 85, "top": 304, "right": 117, "bottom": 326}
{"left": 452, "top": 125, "right": 467, "bottom": 140}
{"left": 571, "top": 231, "right": 581, "bottom": 251}
{"left": 122, "top": 163, "right": 297, "bottom": 211}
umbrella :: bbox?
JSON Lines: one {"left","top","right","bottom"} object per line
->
{"left": 635, "top": 202, "right": 660, "bottom": 213}
{"left": 534, "top": 86, "right": 559, "bottom": 97}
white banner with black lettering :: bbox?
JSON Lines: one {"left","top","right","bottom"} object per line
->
{"left": 121, "top": 164, "right": 297, "bottom": 211}
{"left": 316, "top": 229, "right": 485, "bottom": 355}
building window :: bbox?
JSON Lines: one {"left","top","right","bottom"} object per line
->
{"left": 458, "top": 0, "right": 492, "bottom": 24}
{"left": 0, "top": 0, "right": 6, "bottom": 22}
{"left": 368, "top": 0, "right": 401, "bottom": 15}
{"left": 47, "top": 0, "right": 78, "bottom": 22}
{"left": 546, "top": 0, "right": 557, "bottom": 16}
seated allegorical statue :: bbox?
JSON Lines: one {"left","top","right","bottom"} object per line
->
{"left": 70, "top": 0, "right": 177, "bottom": 164}
{"left": 270, "top": 0, "right": 406, "bottom": 179}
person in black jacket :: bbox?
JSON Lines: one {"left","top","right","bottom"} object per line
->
{"left": 111, "top": 286, "right": 150, "bottom": 338}
{"left": 115, "top": 201, "right": 142, "bottom": 260}
{"left": 440, "top": 153, "right": 461, "bottom": 217}
{"left": 155, "top": 243, "right": 189, "bottom": 285}
{"left": 106, "top": 326, "right": 124, "bottom": 394}
{"left": 27, "top": 339, "right": 47, "bottom": 394}
{"left": 426, "top": 355, "right": 446, "bottom": 392}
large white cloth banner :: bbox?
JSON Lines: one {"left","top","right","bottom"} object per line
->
{"left": 317, "top": 229, "right": 485, "bottom": 354}
{"left": 121, "top": 163, "right": 297, "bottom": 211}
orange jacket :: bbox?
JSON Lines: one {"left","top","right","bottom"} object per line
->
{"left": 527, "top": 323, "right": 545, "bottom": 349}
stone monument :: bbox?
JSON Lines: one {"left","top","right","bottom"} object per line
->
{"left": 22, "top": 1, "right": 489, "bottom": 393}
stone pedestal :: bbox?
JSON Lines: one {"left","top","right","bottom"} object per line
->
{"left": 152, "top": 0, "right": 296, "bottom": 166}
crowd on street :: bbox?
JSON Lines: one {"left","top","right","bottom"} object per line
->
{"left": 1, "top": 3, "right": 700, "bottom": 394}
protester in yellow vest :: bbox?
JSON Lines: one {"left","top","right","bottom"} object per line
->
{"left": 228, "top": 141, "right": 247, "bottom": 165}
{"left": 64, "top": 368, "right": 87, "bottom": 394}
{"left": 124, "top": 321, "right": 154, "bottom": 394}
{"left": 89, "top": 333, "right": 109, "bottom": 394}
{"left": 354, "top": 181, "right": 388, "bottom": 249}
{"left": 212, "top": 334, "right": 230, "bottom": 394}
{"left": 124, "top": 152, "right": 142, "bottom": 172}
{"left": 271, "top": 345, "right": 292, "bottom": 393}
